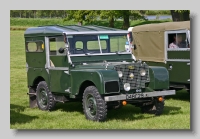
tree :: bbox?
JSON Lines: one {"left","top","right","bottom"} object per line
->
{"left": 121, "top": 10, "right": 130, "bottom": 29}
{"left": 99, "top": 10, "right": 118, "bottom": 28}
{"left": 64, "top": 10, "right": 99, "bottom": 25}
{"left": 170, "top": 10, "right": 190, "bottom": 21}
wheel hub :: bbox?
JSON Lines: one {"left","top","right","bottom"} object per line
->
{"left": 86, "top": 95, "right": 97, "bottom": 117}
{"left": 38, "top": 89, "right": 48, "bottom": 108}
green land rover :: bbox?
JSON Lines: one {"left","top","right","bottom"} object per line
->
{"left": 24, "top": 25, "right": 175, "bottom": 122}
{"left": 128, "top": 21, "right": 190, "bottom": 92}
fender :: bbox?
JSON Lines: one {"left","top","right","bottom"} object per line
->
{"left": 70, "top": 69, "right": 119, "bottom": 95}
{"left": 147, "top": 66, "right": 169, "bottom": 90}
{"left": 27, "top": 67, "right": 50, "bottom": 87}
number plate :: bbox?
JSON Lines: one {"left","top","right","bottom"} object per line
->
{"left": 126, "top": 93, "right": 144, "bottom": 99}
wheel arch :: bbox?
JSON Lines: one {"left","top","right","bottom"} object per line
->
{"left": 77, "top": 80, "right": 96, "bottom": 99}
{"left": 31, "top": 76, "right": 46, "bottom": 89}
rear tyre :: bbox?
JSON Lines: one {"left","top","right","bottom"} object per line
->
{"left": 36, "top": 81, "right": 56, "bottom": 111}
{"left": 82, "top": 86, "right": 107, "bottom": 122}
{"left": 140, "top": 97, "right": 165, "bottom": 116}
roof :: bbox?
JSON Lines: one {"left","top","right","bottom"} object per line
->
{"left": 132, "top": 21, "right": 190, "bottom": 32}
{"left": 128, "top": 27, "right": 134, "bottom": 32}
{"left": 24, "top": 25, "right": 128, "bottom": 37}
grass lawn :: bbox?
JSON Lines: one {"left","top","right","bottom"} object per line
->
{"left": 10, "top": 30, "right": 190, "bottom": 129}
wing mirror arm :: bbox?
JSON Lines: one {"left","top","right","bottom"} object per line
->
{"left": 58, "top": 32, "right": 72, "bottom": 65}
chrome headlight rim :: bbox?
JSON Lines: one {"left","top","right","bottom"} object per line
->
{"left": 124, "top": 83, "right": 130, "bottom": 91}
{"left": 140, "top": 69, "right": 146, "bottom": 76}
{"left": 117, "top": 71, "right": 123, "bottom": 78}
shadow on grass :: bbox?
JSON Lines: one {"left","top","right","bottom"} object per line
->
{"left": 107, "top": 104, "right": 182, "bottom": 121}
{"left": 10, "top": 104, "right": 38, "bottom": 125}
{"left": 55, "top": 101, "right": 84, "bottom": 113}
{"left": 52, "top": 98, "right": 182, "bottom": 122}
{"left": 165, "top": 90, "right": 190, "bottom": 102}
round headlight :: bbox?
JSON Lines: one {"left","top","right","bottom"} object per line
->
{"left": 117, "top": 71, "right": 123, "bottom": 78}
{"left": 124, "top": 83, "right": 130, "bottom": 91}
{"left": 140, "top": 69, "right": 146, "bottom": 76}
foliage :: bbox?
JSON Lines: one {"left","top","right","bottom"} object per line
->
{"left": 10, "top": 18, "right": 172, "bottom": 30}
{"left": 10, "top": 10, "right": 67, "bottom": 18}
{"left": 145, "top": 10, "right": 171, "bottom": 15}
{"left": 174, "top": 10, "right": 190, "bottom": 13}
{"left": 171, "top": 10, "right": 190, "bottom": 21}
{"left": 10, "top": 18, "right": 77, "bottom": 27}
{"left": 64, "top": 10, "right": 99, "bottom": 24}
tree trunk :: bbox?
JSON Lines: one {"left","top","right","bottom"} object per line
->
{"left": 171, "top": 10, "right": 190, "bottom": 21}
{"left": 109, "top": 16, "right": 114, "bottom": 28}
{"left": 19, "top": 11, "right": 21, "bottom": 18}
{"left": 33, "top": 10, "right": 36, "bottom": 18}
{"left": 122, "top": 10, "right": 130, "bottom": 29}
{"left": 183, "top": 10, "right": 190, "bottom": 21}
{"left": 171, "top": 10, "right": 180, "bottom": 21}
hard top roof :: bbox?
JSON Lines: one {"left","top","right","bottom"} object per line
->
{"left": 24, "top": 25, "right": 128, "bottom": 37}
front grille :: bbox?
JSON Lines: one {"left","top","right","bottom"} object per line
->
{"left": 114, "top": 62, "right": 149, "bottom": 90}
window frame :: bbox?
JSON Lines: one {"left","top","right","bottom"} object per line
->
{"left": 164, "top": 30, "right": 190, "bottom": 61}
{"left": 48, "top": 36, "right": 66, "bottom": 56}
{"left": 25, "top": 40, "right": 45, "bottom": 53}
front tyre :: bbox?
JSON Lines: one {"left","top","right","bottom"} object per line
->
{"left": 36, "top": 81, "right": 56, "bottom": 111}
{"left": 82, "top": 86, "right": 107, "bottom": 122}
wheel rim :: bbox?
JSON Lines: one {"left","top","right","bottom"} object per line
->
{"left": 38, "top": 88, "right": 48, "bottom": 108}
{"left": 85, "top": 94, "right": 97, "bottom": 119}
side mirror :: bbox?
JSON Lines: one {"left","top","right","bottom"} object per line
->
{"left": 58, "top": 47, "right": 65, "bottom": 53}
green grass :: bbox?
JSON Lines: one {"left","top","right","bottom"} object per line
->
{"left": 10, "top": 30, "right": 190, "bottom": 129}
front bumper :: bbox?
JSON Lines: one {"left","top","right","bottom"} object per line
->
{"left": 104, "top": 90, "right": 176, "bottom": 102}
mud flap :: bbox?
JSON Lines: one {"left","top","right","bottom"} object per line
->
{"left": 28, "top": 87, "right": 37, "bottom": 108}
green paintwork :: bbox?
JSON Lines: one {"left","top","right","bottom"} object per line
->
{"left": 49, "top": 69, "right": 70, "bottom": 94}
{"left": 148, "top": 66, "right": 169, "bottom": 90}
{"left": 70, "top": 69, "right": 119, "bottom": 95}
{"left": 25, "top": 37, "right": 46, "bottom": 68}
{"left": 70, "top": 54, "right": 133, "bottom": 63}
{"left": 167, "top": 51, "right": 190, "bottom": 59}
{"left": 26, "top": 52, "right": 46, "bottom": 68}
{"left": 146, "top": 61, "right": 190, "bottom": 85}
{"left": 27, "top": 68, "right": 50, "bottom": 87}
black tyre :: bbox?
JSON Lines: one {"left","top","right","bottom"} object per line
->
{"left": 140, "top": 98, "right": 165, "bottom": 116}
{"left": 82, "top": 86, "right": 107, "bottom": 122}
{"left": 36, "top": 81, "right": 56, "bottom": 111}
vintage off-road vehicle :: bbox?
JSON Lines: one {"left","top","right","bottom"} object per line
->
{"left": 128, "top": 21, "right": 190, "bottom": 92}
{"left": 24, "top": 25, "right": 176, "bottom": 122}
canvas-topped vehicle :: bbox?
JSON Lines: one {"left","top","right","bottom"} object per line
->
{"left": 127, "top": 21, "right": 190, "bottom": 92}
{"left": 24, "top": 25, "right": 176, "bottom": 122}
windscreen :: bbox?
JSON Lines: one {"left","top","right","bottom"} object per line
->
{"left": 66, "top": 34, "right": 129, "bottom": 55}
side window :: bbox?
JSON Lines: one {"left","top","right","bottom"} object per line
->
{"left": 26, "top": 41, "right": 44, "bottom": 52}
{"left": 49, "top": 36, "right": 66, "bottom": 55}
{"left": 168, "top": 33, "right": 189, "bottom": 49}
{"left": 75, "top": 41, "right": 83, "bottom": 49}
